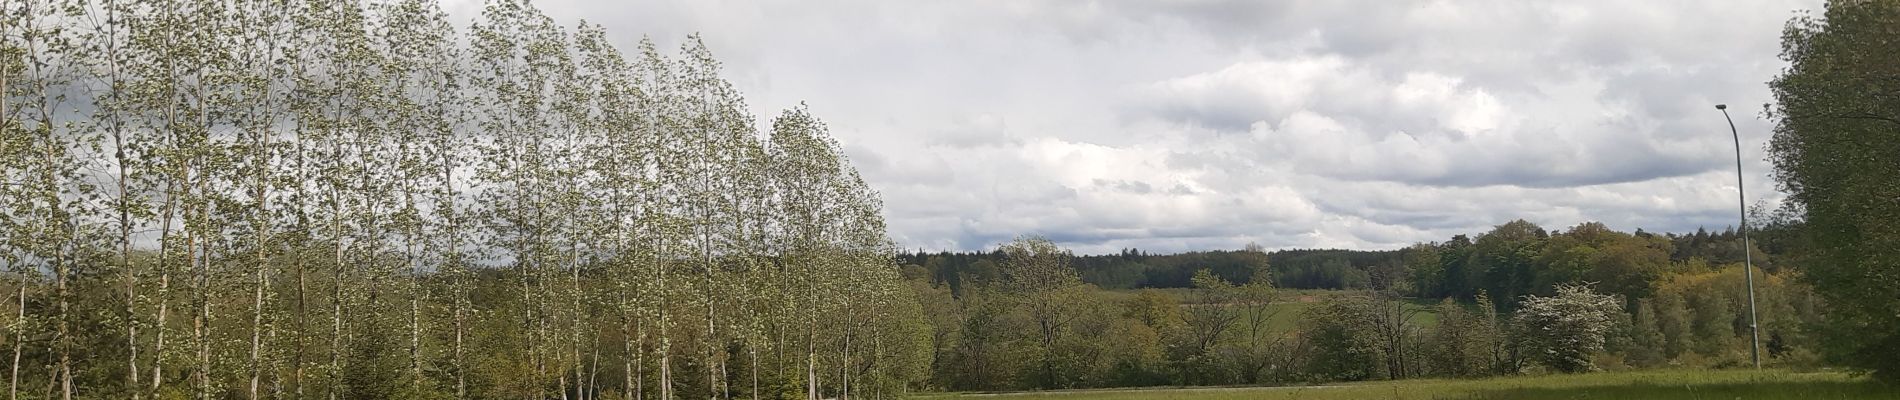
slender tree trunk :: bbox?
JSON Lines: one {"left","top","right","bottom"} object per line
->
{"left": 657, "top": 237, "right": 671, "bottom": 400}
{"left": 626, "top": 316, "right": 639, "bottom": 400}
{"left": 101, "top": 6, "right": 143, "bottom": 392}
{"left": 805, "top": 318, "right": 816, "bottom": 400}
{"left": 11, "top": 280, "right": 25, "bottom": 400}
{"left": 588, "top": 334, "right": 600, "bottom": 400}
{"left": 329, "top": 201, "right": 345, "bottom": 400}
{"left": 569, "top": 244, "right": 583, "bottom": 400}
{"left": 248, "top": 57, "right": 277, "bottom": 400}
{"left": 773, "top": 294, "right": 784, "bottom": 393}
{"left": 638, "top": 330, "right": 646, "bottom": 400}
{"left": 407, "top": 268, "right": 420, "bottom": 391}
{"left": 871, "top": 324, "right": 882, "bottom": 400}
{"left": 150, "top": 7, "right": 183, "bottom": 393}
{"left": 3, "top": 4, "right": 16, "bottom": 396}
{"left": 453, "top": 271, "right": 465, "bottom": 400}
{"left": 294, "top": 241, "right": 307, "bottom": 399}
{"left": 151, "top": 196, "right": 173, "bottom": 396}
{"left": 450, "top": 244, "right": 465, "bottom": 400}
{"left": 405, "top": 190, "right": 423, "bottom": 391}
{"left": 840, "top": 334, "right": 849, "bottom": 400}
{"left": 60, "top": 251, "right": 71, "bottom": 400}
{"left": 270, "top": 312, "right": 283, "bottom": 399}
{"left": 18, "top": 5, "right": 70, "bottom": 398}
{"left": 525, "top": 253, "right": 540, "bottom": 400}
{"left": 122, "top": 153, "right": 140, "bottom": 400}
{"left": 805, "top": 268, "right": 817, "bottom": 400}
{"left": 251, "top": 227, "right": 269, "bottom": 400}
{"left": 291, "top": 125, "right": 309, "bottom": 400}
{"left": 193, "top": 171, "right": 212, "bottom": 400}
{"left": 42, "top": 99, "right": 75, "bottom": 400}
{"left": 440, "top": 142, "right": 465, "bottom": 400}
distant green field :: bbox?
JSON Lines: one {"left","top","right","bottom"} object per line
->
{"left": 916, "top": 369, "right": 1895, "bottom": 399}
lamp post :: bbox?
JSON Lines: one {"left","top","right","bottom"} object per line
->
{"left": 1715, "top": 103, "right": 1762, "bottom": 369}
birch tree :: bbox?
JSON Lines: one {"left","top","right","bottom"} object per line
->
{"left": 471, "top": 1, "right": 554, "bottom": 396}
{"left": 375, "top": 1, "right": 460, "bottom": 395}
{"left": 2, "top": 1, "right": 89, "bottom": 397}
{"left": 766, "top": 106, "right": 839, "bottom": 400}
{"left": 225, "top": 0, "right": 292, "bottom": 397}
{"left": 636, "top": 36, "right": 683, "bottom": 400}
{"left": 999, "top": 236, "right": 1083, "bottom": 388}
{"left": 72, "top": 0, "right": 154, "bottom": 396}
{"left": 0, "top": 1, "right": 933, "bottom": 397}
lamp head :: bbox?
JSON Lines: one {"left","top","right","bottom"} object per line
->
{"left": 1715, "top": 104, "right": 1728, "bottom": 110}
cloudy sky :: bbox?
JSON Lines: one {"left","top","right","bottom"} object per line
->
{"left": 446, "top": 0, "right": 1820, "bottom": 254}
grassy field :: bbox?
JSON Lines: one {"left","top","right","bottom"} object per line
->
{"left": 916, "top": 369, "right": 1896, "bottom": 399}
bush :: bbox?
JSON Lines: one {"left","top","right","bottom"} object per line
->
{"left": 1513, "top": 284, "right": 1620, "bottom": 373}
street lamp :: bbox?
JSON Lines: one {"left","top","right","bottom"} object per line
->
{"left": 1715, "top": 103, "right": 1762, "bottom": 369}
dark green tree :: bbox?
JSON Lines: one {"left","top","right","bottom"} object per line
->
{"left": 1626, "top": 302, "right": 1667, "bottom": 368}
{"left": 1767, "top": 0, "right": 1900, "bottom": 382}
{"left": 1296, "top": 297, "right": 1378, "bottom": 381}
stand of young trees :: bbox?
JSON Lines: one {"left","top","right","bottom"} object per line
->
{"left": 0, "top": 0, "right": 928, "bottom": 399}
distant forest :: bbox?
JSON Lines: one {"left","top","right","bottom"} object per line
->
{"left": 900, "top": 222, "right": 1796, "bottom": 297}
{"left": 898, "top": 220, "right": 1826, "bottom": 391}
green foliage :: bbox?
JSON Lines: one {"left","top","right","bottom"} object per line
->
{"left": 1424, "top": 299, "right": 1486, "bottom": 377}
{"left": 1512, "top": 284, "right": 1620, "bottom": 373}
{"left": 1175, "top": 270, "right": 1240, "bottom": 385}
{"left": 1646, "top": 265, "right": 1822, "bottom": 368}
{"left": 1296, "top": 297, "right": 1380, "bottom": 382}
{"left": 1768, "top": 0, "right": 1900, "bottom": 383}
{"left": 941, "top": 289, "right": 1026, "bottom": 391}
{"left": 918, "top": 219, "right": 1828, "bottom": 391}
{"left": 0, "top": 0, "right": 928, "bottom": 398}
{"left": 1625, "top": 302, "right": 1666, "bottom": 368}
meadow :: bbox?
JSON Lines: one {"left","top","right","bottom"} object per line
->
{"left": 916, "top": 369, "right": 1896, "bottom": 399}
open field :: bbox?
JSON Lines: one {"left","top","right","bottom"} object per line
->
{"left": 915, "top": 369, "right": 1897, "bottom": 400}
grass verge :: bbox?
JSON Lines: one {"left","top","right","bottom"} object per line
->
{"left": 916, "top": 368, "right": 1895, "bottom": 399}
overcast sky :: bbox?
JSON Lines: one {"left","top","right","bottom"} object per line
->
{"left": 445, "top": 0, "right": 1821, "bottom": 254}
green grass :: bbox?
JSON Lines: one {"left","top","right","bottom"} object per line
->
{"left": 915, "top": 369, "right": 1896, "bottom": 399}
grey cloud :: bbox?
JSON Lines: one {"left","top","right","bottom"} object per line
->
{"left": 501, "top": 0, "right": 1812, "bottom": 253}
{"left": 1134, "top": 52, "right": 1742, "bottom": 188}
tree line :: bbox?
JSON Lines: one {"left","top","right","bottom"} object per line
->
{"left": 900, "top": 220, "right": 1827, "bottom": 391}
{"left": 902, "top": 223, "right": 1784, "bottom": 297}
{"left": 0, "top": 0, "right": 928, "bottom": 399}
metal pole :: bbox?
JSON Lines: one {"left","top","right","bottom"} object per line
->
{"left": 1716, "top": 104, "right": 1762, "bottom": 369}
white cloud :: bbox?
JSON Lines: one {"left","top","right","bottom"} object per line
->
{"left": 500, "top": 0, "right": 1818, "bottom": 254}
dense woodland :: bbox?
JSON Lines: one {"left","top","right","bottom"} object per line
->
{"left": 4, "top": 0, "right": 1899, "bottom": 399}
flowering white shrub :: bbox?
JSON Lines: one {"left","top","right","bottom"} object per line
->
{"left": 1513, "top": 283, "right": 1622, "bottom": 372}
